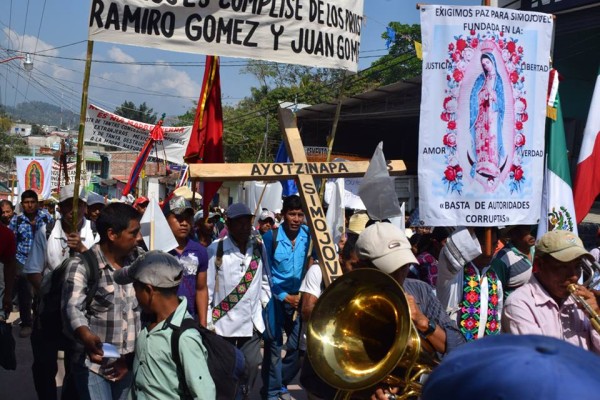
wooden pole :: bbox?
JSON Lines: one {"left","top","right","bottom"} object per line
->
{"left": 318, "top": 72, "right": 348, "bottom": 202}
{"left": 150, "top": 219, "right": 155, "bottom": 250}
{"left": 71, "top": 40, "right": 94, "bottom": 231}
{"left": 482, "top": 0, "right": 492, "bottom": 256}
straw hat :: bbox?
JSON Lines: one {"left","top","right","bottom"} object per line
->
{"left": 347, "top": 212, "right": 369, "bottom": 235}
{"left": 172, "top": 186, "right": 202, "bottom": 201}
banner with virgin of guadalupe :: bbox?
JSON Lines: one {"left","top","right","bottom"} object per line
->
{"left": 418, "top": 5, "right": 553, "bottom": 227}
{"left": 16, "top": 156, "right": 53, "bottom": 200}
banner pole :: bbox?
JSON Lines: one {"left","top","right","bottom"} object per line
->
{"left": 72, "top": 40, "right": 94, "bottom": 231}
{"left": 318, "top": 72, "right": 348, "bottom": 204}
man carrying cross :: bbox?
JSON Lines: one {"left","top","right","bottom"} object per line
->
{"left": 261, "top": 195, "right": 311, "bottom": 400}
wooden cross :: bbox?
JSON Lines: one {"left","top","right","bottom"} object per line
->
{"left": 189, "top": 108, "right": 406, "bottom": 287}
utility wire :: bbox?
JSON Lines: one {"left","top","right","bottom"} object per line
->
{"left": 24, "top": 0, "right": 47, "bottom": 101}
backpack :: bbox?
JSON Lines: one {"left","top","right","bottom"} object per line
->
{"left": 37, "top": 249, "right": 100, "bottom": 347}
{"left": 170, "top": 318, "right": 246, "bottom": 400}
{"left": 44, "top": 219, "right": 56, "bottom": 240}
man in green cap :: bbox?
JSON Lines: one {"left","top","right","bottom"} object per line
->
{"left": 502, "top": 230, "right": 600, "bottom": 353}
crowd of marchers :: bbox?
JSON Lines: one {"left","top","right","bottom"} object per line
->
{"left": 1, "top": 188, "right": 600, "bottom": 400}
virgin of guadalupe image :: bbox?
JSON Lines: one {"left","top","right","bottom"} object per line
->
{"left": 29, "top": 164, "right": 41, "bottom": 191}
{"left": 468, "top": 52, "right": 507, "bottom": 189}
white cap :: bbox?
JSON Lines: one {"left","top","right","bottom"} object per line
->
{"left": 258, "top": 210, "right": 275, "bottom": 222}
{"left": 87, "top": 192, "right": 105, "bottom": 207}
{"left": 356, "top": 222, "right": 417, "bottom": 274}
{"left": 59, "top": 184, "right": 87, "bottom": 203}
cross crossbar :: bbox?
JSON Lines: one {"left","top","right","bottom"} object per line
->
{"left": 188, "top": 107, "right": 407, "bottom": 286}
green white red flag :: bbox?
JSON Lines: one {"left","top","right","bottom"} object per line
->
{"left": 537, "top": 78, "right": 578, "bottom": 238}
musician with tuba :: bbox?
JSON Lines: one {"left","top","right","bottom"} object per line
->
{"left": 352, "top": 222, "right": 466, "bottom": 399}
{"left": 502, "top": 230, "right": 600, "bottom": 354}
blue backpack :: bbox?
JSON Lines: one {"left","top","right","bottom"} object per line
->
{"left": 170, "top": 318, "right": 246, "bottom": 400}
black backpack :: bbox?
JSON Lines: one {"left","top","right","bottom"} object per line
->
{"left": 170, "top": 318, "right": 246, "bottom": 400}
{"left": 37, "top": 249, "right": 100, "bottom": 347}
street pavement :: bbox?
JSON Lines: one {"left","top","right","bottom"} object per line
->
{"left": 0, "top": 313, "right": 308, "bottom": 400}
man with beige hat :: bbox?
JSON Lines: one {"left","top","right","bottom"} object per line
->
{"left": 354, "top": 222, "right": 465, "bottom": 400}
{"left": 502, "top": 230, "right": 600, "bottom": 353}
{"left": 24, "top": 183, "right": 98, "bottom": 400}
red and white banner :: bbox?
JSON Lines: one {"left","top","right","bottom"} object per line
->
{"left": 84, "top": 104, "right": 192, "bottom": 164}
{"left": 51, "top": 161, "right": 86, "bottom": 191}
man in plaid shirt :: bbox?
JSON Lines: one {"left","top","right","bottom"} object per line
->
{"left": 9, "top": 189, "right": 53, "bottom": 337}
{"left": 62, "top": 202, "right": 143, "bottom": 399}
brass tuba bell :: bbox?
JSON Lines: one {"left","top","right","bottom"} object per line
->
{"left": 306, "top": 268, "right": 438, "bottom": 400}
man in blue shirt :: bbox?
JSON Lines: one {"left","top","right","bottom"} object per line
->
{"left": 261, "top": 195, "right": 311, "bottom": 400}
{"left": 9, "top": 189, "right": 53, "bottom": 337}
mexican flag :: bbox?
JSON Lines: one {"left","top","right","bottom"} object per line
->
{"left": 573, "top": 67, "right": 600, "bottom": 223}
{"left": 537, "top": 92, "right": 578, "bottom": 238}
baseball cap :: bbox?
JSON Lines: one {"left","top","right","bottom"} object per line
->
{"left": 194, "top": 209, "right": 217, "bottom": 224}
{"left": 114, "top": 250, "right": 183, "bottom": 288}
{"left": 355, "top": 222, "right": 417, "bottom": 274}
{"left": 59, "top": 184, "right": 87, "bottom": 203}
{"left": 163, "top": 195, "right": 194, "bottom": 217}
{"left": 422, "top": 334, "right": 600, "bottom": 400}
{"left": 87, "top": 192, "right": 105, "bottom": 207}
{"left": 347, "top": 212, "right": 369, "bottom": 235}
{"left": 258, "top": 210, "right": 275, "bottom": 222}
{"left": 535, "top": 230, "right": 593, "bottom": 263}
{"left": 226, "top": 203, "right": 253, "bottom": 219}
{"left": 133, "top": 196, "right": 149, "bottom": 207}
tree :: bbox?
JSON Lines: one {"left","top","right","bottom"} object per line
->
{"left": 0, "top": 113, "right": 31, "bottom": 169}
{"left": 366, "top": 23, "right": 422, "bottom": 86}
{"left": 31, "top": 124, "right": 44, "bottom": 136}
{"left": 114, "top": 101, "right": 158, "bottom": 124}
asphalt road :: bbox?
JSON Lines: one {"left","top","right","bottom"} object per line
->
{"left": 0, "top": 313, "right": 307, "bottom": 400}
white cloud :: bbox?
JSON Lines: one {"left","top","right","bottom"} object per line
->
{"left": 89, "top": 46, "right": 200, "bottom": 116}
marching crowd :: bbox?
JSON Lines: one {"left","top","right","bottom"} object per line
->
{"left": 1, "top": 186, "right": 600, "bottom": 400}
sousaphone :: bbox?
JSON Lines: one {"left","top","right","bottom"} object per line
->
{"left": 306, "top": 268, "right": 438, "bottom": 399}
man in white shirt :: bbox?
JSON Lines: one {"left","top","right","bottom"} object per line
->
{"left": 25, "top": 184, "right": 99, "bottom": 400}
{"left": 207, "top": 203, "right": 271, "bottom": 400}
{"left": 436, "top": 227, "right": 503, "bottom": 341}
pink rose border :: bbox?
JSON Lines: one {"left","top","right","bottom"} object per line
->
{"left": 440, "top": 29, "right": 529, "bottom": 194}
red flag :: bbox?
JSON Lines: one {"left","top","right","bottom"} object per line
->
{"left": 122, "top": 117, "right": 165, "bottom": 196}
{"left": 184, "top": 55, "right": 224, "bottom": 216}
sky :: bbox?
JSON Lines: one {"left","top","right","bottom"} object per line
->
{"left": 0, "top": 0, "right": 477, "bottom": 124}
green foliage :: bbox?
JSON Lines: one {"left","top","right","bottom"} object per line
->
{"left": 366, "top": 23, "right": 422, "bottom": 85}
{"left": 114, "top": 101, "right": 158, "bottom": 124}
{"left": 0, "top": 114, "right": 31, "bottom": 165}
{"left": 31, "top": 124, "right": 44, "bottom": 136}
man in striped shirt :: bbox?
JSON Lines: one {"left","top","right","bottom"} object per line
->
{"left": 62, "top": 203, "right": 143, "bottom": 399}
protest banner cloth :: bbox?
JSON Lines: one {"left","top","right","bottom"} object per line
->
{"left": 51, "top": 161, "right": 86, "bottom": 191}
{"left": 87, "top": 0, "right": 364, "bottom": 72}
{"left": 418, "top": 5, "right": 553, "bottom": 227}
{"left": 16, "top": 157, "right": 53, "bottom": 200}
{"left": 325, "top": 177, "right": 365, "bottom": 210}
{"left": 84, "top": 104, "right": 192, "bottom": 164}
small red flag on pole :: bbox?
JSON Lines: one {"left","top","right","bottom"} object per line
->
{"left": 184, "top": 55, "right": 224, "bottom": 216}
